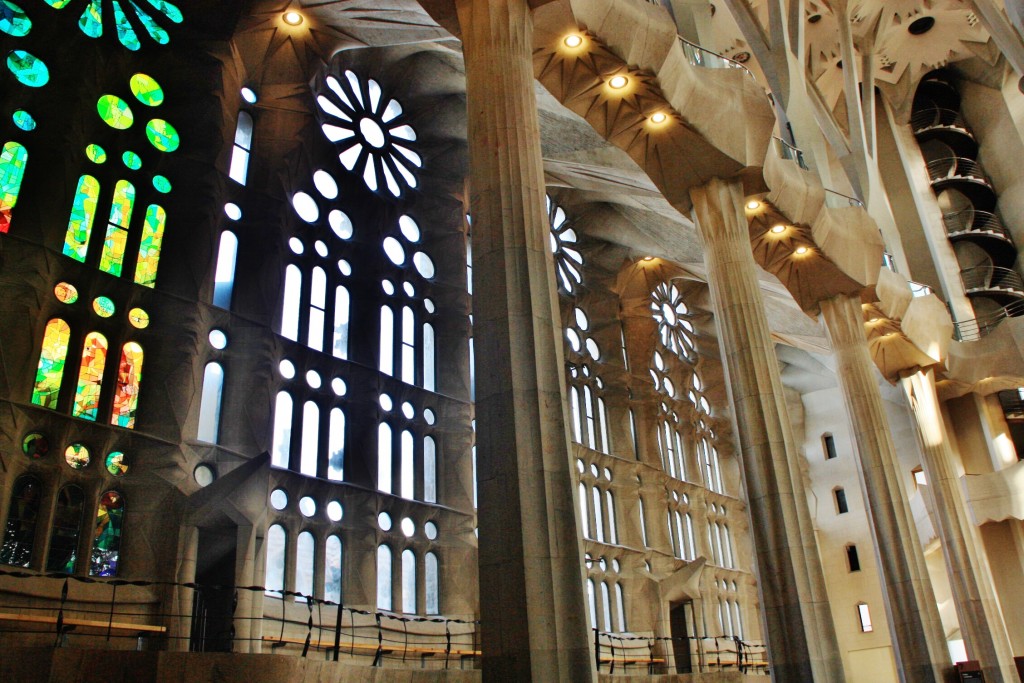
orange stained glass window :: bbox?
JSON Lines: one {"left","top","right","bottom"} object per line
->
{"left": 31, "top": 318, "right": 71, "bottom": 409}
{"left": 73, "top": 331, "right": 108, "bottom": 421}
{"left": 111, "top": 342, "right": 143, "bottom": 428}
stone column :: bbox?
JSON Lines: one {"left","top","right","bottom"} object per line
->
{"left": 456, "top": 0, "right": 594, "bottom": 678}
{"left": 689, "top": 178, "right": 844, "bottom": 683}
{"left": 820, "top": 294, "right": 950, "bottom": 682}
{"left": 902, "top": 367, "right": 1016, "bottom": 683}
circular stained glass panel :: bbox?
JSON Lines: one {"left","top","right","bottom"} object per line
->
{"left": 97, "top": 94, "right": 134, "bottom": 129}
{"left": 65, "top": 443, "right": 90, "bottom": 469}
{"left": 0, "top": 2, "right": 31, "bottom": 37}
{"left": 128, "top": 307, "right": 150, "bottom": 329}
{"left": 93, "top": 296, "right": 115, "bottom": 318}
{"left": 12, "top": 109, "right": 35, "bottom": 131}
{"left": 86, "top": 144, "right": 107, "bottom": 164}
{"left": 7, "top": 50, "right": 48, "bottom": 87}
{"left": 105, "top": 451, "right": 128, "bottom": 476}
{"left": 22, "top": 432, "right": 48, "bottom": 459}
{"left": 152, "top": 175, "right": 172, "bottom": 193}
{"left": 54, "top": 282, "right": 78, "bottom": 304}
{"left": 130, "top": 73, "right": 164, "bottom": 106}
{"left": 122, "top": 151, "right": 142, "bottom": 170}
{"left": 145, "top": 118, "right": 179, "bottom": 152}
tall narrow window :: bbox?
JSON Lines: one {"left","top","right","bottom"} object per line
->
{"left": 423, "top": 322, "right": 435, "bottom": 391}
{"left": 402, "top": 549, "right": 417, "bottom": 613}
{"left": 300, "top": 401, "right": 319, "bottom": 476}
{"left": 628, "top": 408, "right": 639, "bottom": 460}
{"left": 332, "top": 286, "right": 349, "bottom": 359}
{"left": 213, "top": 231, "right": 238, "bottom": 308}
{"left": 592, "top": 487, "right": 604, "bottom": 542}
{"left": 271, "top": 391, "right": 293, "bottom": 468}
{"left": 823, "top": 433, "right": 838, "bottom": 460}
{"left": 324, "top": 535, "right": 342, "bottom": 603}
{"left": 229, "top": 111, "right": 253, "bottom": 185}
{"left": 111, "top": 342, "right": 143, "bottom": 428}
{"left": 197, "top": 362, "right": 224, "bottom": 443}
{"left": 63, "top": 175, "right": 100, "bottom": 260}
{"left": 89, "top": 491, "right": 124, "bottom": 577}
{"left": 578, "top": 482, "right": 590, "bottom": 539}
{"left": 423, "top": 436, "right": 436, "bottom": 503}
{"left": 587, "top": 578, "right": 597, "bottom": 630}
{"left": 615, "top": 583, "right": 627, "bottom": 632}
{"left": 308, "top": 267, "right": 327, "bottom": 352}
{"left": 583, "top": 385, "right": 596, "bottom": 448}
{"left": 425, "top": 552, "right": 439, "bottom": 615}
{"left": 379, "top": 306, "right": 394, "bottom": 375}
{"left": 598, "top": 397, "right": 610, "bottom": 454}
{"left": 46, "top": 485, "right": 85, "bottom": 573}
{"left": 73, "top": 332, "right": 108, "bottom": 421}
{"left": 401, "top": 306, "right": 415, "bottom": 385}
{"left": 328, "top": 407, "right": 345, "bottom": 481}
{"left": 1, "top": 475, "right": 42, "bottom": 567}
{"left": 600, "top": 582, "right": 613, "bottom": 631}
{"left": 376, "top": 545, "right": 392, "bottom": 610}
{"left": 570, "top": 386, "right": 582, "bottom": 443}
{"left": 675, "top": 511, "right": 686, "bottom": 559}
{"left": 0, "top": 140, "right": 27, "bottom": 233}
{"left": 296, "top": 531, "right": 315, "bottom": 602}
{"left": 638, "top": 497, "right": 648, "bottom": 547}
{"left": 378, "top": 423, "right": 392, "bottom": 493}
{"left": 732, "top": 600, "right": 743, "bottom": 638}
{"left": 606, "top": 490, "right": 617, "bottom": 544}
{"left": 265, "top": 524, "right": 286, "bottom": 596}
{"left": 32, "top": 319, "right": 71, "bottom": 409}
{"left": 134, "top": 204, "right": 166, "bottom": 287}
{"left": 846, "top": 544, "right": 861, "bottom": 572}
{"left": 857, "top": 602, "right": 873, "bottom": 632}
{"left": 685, "top": 513, "right": 696, "bottom": 562}
{"left": 281, "top": 265, "right": 302, "bottom": 340}
{"left": 99, "top": 180, "right": 136, "bottom": 276}
{"left": 400, "top": 430, "right": 414, "bottom": 500}
{"left": 835, "top": 487, "right": 849, "bottom": 514}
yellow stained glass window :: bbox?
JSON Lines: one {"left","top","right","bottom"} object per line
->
{"left": 134, "top": 204, "right": 165, "bottom": 287}
{"left": 31, "top": 318, "right": 70, "bottom": 409}
{"left": 110, "top": 342, "right": 142, "bottom": 429}
{"left": 63, "top": 175, "right": 100, "bottom": 261}
{"left": 73, "top": 331, "right": 107, "bottom": 421}
{"left": 98, "top": 180, "right": 135, "bottom": 276}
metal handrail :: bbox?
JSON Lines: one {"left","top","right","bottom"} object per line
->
{"left": 960, "top": 265, "right": 1024, "bottom": 293}
{"left": 942, "top": 208, "right": 1013, "bottom": 241}
{"left": 910, "top": 107, "right": 973, "bottom": 135}
{"left": 678, "top": 36, "right": 756, "bottom": 81}
{"left": 951, "top": 299, "right": 1024, "bottom": 341}
{"left": 771, "top": 136, "right": 809, "bottom": 170}
{"left": 925, "top": 157, "right": 991, "bottom": 184}
{"left": 997, "top": 389, "right": 1024, "bottom": 419}
{"left": 824, "top": 189, "right": 864, "bottom": 208}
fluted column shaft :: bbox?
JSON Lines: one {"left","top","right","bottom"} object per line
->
{"left": 689, "top": 178, "right": 843, "bottom": 683}
{"left": 820, "top": 294, "right": 949, "bottom": 683}
{"left": 902, "top": 368, "right": 1016, "bottom": 683}
{"left": 457, "top": 0, "right": 594, "bottom": 678}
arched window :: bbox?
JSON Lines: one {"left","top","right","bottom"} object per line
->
{"left": 111, "top": 342, "right": 143, "bottom": 428}
{"left": 425, "top": 551, "right": 439, "bottom": 615}
{"left": 732, "top": 600, "right": 743, "bottom": 638}
{"left": 402, "top": 549, "right": 416, "bottom": 613}
{"left": 308, "top": 266, "right": 327, "bottom": 351}
{"left": 229, "top": 111, "right": 253, "bottom": 185}
{"left": 376, "top": 545, "right": 392, "bottom": 610}
{"left": 834, "top": 487, "right": 849, "bottom": 514}
{"left": 423, "top": 436, "right": 436, "bottom": 503}
{"left": 674, "top": 511, "right": 686, "bottom": 560}
{"left": 328, "top": 407, "right": 345, "bottom": 481}
{"left": 600, "top": 582, "right": 613, "bottom": 631}
{"left": 296, "top": 531, "right": 315, "bottom": 602}
{"left": 605, "top": 490, "right": 617, "bottom": 544}
{"left": 264, "top": 524, "right": 286, "bottom": 596}
{"left": 379, "top": 305, "right": 394, "bottom": 376}
{"left": 32, "top": 318, "right": 71, "bottom": 409}
{"left": 73, "top": 331, "right": 108, "bottom": 421}
{"left": 300, "top": 401, "right": 319, "bottom": 476}
{"left": 569, "top": 386, "right": 582, "bottom": 442}
{"left": 99, "top": 180, "right": 136, "bottom": 277}
{"left": 1, "top": 475, "right": 42, "bottom": 567}
{"left": 271, "top": 392, "right": 293, "bottom": 468}
{"left": 401, "top": 306, "right": 416, "bottom": 385}
{"left": 63, "top": 175, "right": 100, "bottom": 260}
{"left": 47, "top": 485, "right": 85, "bottom": 573}
{"left": 197, "top": 362, "right": 224, "bottom": 443}
{"left": 422, "top": 322, "right": 435, "bottom": 391}
{"left": 592, "top": 487, "right": 604, "bottom": 542}
{"left": 586, "top": 578, "right": 597, "bottom": 631}
{"left": 324, "top": 535, "right": 342, "bottom": 603}
{"left": 615, "top": 583, "right": 627, "bottom": 632}
{"left": 578, "top": 482, "right": 590, "bottom": 538}
{"left": 134, "top": 204, "right": 166, "bottom": 287}
{"left": 281, "top": 265, "right": 302, "bottom": 340}
{"left": 0, "top": 140, "right": 28, "bottom": 233}
{"left": 212, "top": 231, "right": 238, "bottom": 309}
{"left": 89, "top": 491, "right": 124, "bottom": 576}
{"left": 378, "top": 423, "right": 392, "bottom": 493}
{"left": 332, "top": 286, "right": 349, "bottom": 359}
{"left": 685, "top": 513, "right": 696, "bottom": 562}
{"left": 637, "top": 497, "right": 648, "bottom": 547}
{"left": 400, "top": 430, "right": 414, "bottom": 500}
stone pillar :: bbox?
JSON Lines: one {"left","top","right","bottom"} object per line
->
{"left": 902, "top": 367, "right": 1016, "bottom": 683}
{"left": 689, "top": 178, "right": 844, "bottom": 683}
{"left": 819, "top": 294, "right": 950, "bottom": 682}
{"left": 456, "top": 0, "right": 594, "bottom": 678}
{"left": 170, "top": 525, "right": 199, "bottom": 652}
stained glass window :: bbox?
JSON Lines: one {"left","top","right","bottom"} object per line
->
{"left": 130, "top": 73, "right": 164, "bottom": 106}
{"left": 46, "top": 485, "right": 84, "bottom": 573}
{"left": 197, "top": 362, "right": 223, "bottom": 443}
{"left": 0, "top": 1, "right": 31, "bottom": 37}
{"left": 12, "top": 109, "right": 35, "bottom": 131}
{"left": 0, "top": 141, "right": 27, "bottom": 233}
{"left": 22, "top": 432, "right": 48, "bottom": 458}
{"left": 63, "top": 175, "right": 100, "bottom": 261}
{"left": 93, "top": 296, "right": 115, "bottom": 317}
{"left": 68, "top": 0, "right": 181, "bottom": 49}
{"left": 99, "top": 180, "right": 135, "bottom": 276}
{"left": 89, "top": 491, "right": 124, "bottom": 576}
{"left": 0, "top": 475, "right": 41, "bottom": 567}
{"left": 73, "top": 331, "right": 108, "bottom": 420}
{"left": 6, "top": 49, "right": 48, "bottom": 87}
{"left": 111, "top": 342, "right": 142, "bottom": 428}
{"left": 86, "top": 144, "right": 106, "bottom": 164}
{"left": 54, "top": 282, "right": 78, "bottom": 304}
{"left": 134, "top": 204, "right": 165, "bottom": 287}
{"left": 325, "top": 535, "right": 342, "bottom": 603}
{"left": 65, "top": 442, "right": 90, "bottom": 469}
{"left": 547, "top": 195, "right": 583, "bottom": 294}
{"left": 229, "top": 111, "right": 252, "bottom": 184}
{"left": 105, "top": 451, "right": 128, "bottom": 476}
{"left": 97, "top": 94, "right": 134, "bottom": 129}
{"left": 121, "top": 150, "right": 142, "bottom": 170}
{"left": 145, "top": 118, "right": 179, "bottom": 152}
{"left": 128, "top": 307, "right": 149, "bottom": 328}
{"left": 213, "top": 231, "right": 237, "bottom": 308}
{"left": 31, "top": 318, "right": 71, "bottom": 409}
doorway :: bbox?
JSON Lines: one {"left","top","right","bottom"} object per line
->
{"left": 669, "top": 600, "right": 693, "bottom": 673}
{"left": 190, "top": 525, "right": 237, "bottom": 652}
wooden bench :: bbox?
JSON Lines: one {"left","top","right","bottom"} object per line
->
{"left": 0, "top": 611, "right": 166, "bottom": 647}
{"left": 599, "top": 655, "right": 666, "bottom": 673}
{"left": 260, "top": 634, "right": 480, "bottom": 668}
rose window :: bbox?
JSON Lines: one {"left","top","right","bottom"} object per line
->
{"left": 44, "top": 0, "right": 183, "bottom": 51}
{"left": 316, "top": 70, "right": 421, "bottom": 198}
{"left": 651, "top": 282, "right": 696, "bottom": 363}
{"left": 547, "top": 195, "right": 583, "bottom": 294}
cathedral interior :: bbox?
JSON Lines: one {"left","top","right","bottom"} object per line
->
{"left": 1, "top": 0, "right": 1024, "bottom": 681}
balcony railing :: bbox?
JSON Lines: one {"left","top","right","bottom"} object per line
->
{"left": 772, "top": 136, "right": 809, "bottom": 170}
{"left": 960, "top": 265, "right": 1024, "bottom": 295}
{"left": 678, "top": 36, "right": 756, "bottom": 82}
{"left": 910, "top": 107, "right": 973, "bottom": 135}
{"left": 824, "top": 189, "right": 864, "bottom": 208}
{"left": 951, "top": 298, "right": 1024, "bottom": 341}
{"left": 942, "top": 208, "right": 1013, "bottom": 242}
{"left": 925, "top": 157, "right": 991, "bottom": 185}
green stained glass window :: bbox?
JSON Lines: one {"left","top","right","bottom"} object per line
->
{"left": 12, "top": 110, "right": 35, "bottom": 131}
{"left": 0, "top": 2, "right": 31, "bottom": 37}
{"left": 47, "top": 484, "right": 84, "bottom": 573}
{"left": 54, "top": 282, "right": 78, "bottom": 303}
{"left": 99, "top": 179, "right": 135, "bottom": 276}
{"left": 63, "top": 175, "right": 100, "bottom": 261}
{"left": 122, "top": 150, "right": 142, "bottom": 170}
{"left": 6, "top": 50, "right": 47, "bottom": 87}
{"left": 128, "top": 1, "right": 168, "bottom": 44}
{"left": 43, "top": 0, "right": 72, "bottom": 8}
{"left": 78, "top": 0, "right": 101, "bottom": 37}
{"left": 97, "top": 94, "right": 133, "bottom": 130}
{"left": 90, "top": 491, "right": 124, "bottom": 576}
{"left": 130, "top": 73, "right": 164, "bottom": 106}
{"left": 111, "top": 0, "right": 140, "bottom": 50}
{"left": 31, "top": 318, "right": 70, "bottom": 409}
{"left": 152, "top": 174, "right": 171, "bottom": 193}
{"left": 93, "top": 296, "right": 115, "bottom": 317}
{"left": 134, "top": 204, "right": 165, "bottom": 287}
{"left": 22, "top": 432, "right": 48, "bottom": 458}
{"left": 85, "top": 143, "right": 106, "bottom": 164}
{"left": 145, "top": 118, "right": 178, "bottom": 152}
{"left": 145, "top": 0, "right": 182, "bottom": 23}
{"left": 73, "top": 331, "right": 107, "bottom": 421}
{"left": 105, "top": 451, "right": 128, "bottom": 476}
{"left": 0, "top": 140, "right": 27, "bottom": 233}
{"left": 111, "top": 342, "right": 142, "bottom": 428}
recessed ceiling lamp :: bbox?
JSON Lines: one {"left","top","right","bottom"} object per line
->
{"left": 283, "top": 11, "right": 303, "bottom": 26}
{"left": 746, "top": 200, "right": 761, "bottom": 210}
{"left": 563, "top": 34, "right": 583, "bottom": 48}
{"left": 608, "top": 75, "right": 628, "bottom": 89}
{"left": 794, "top": 246, "right": 809, "bottom": 255}
{"left": 642, "top": 256, "right": 654, "bottom": 261}
{"left": 650, "top": 112, "right": 667, "bottom": 124}
{"left": 770, "top": 224, "right": 786, "bottom": 234}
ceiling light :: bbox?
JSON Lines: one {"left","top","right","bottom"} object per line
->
{"left": 770, "top": 224, "right": 786, "bottom": 234}
{"left": 643, "top": 256, "right": 654, "bottom": 261}
{"left": 283, "top": 11, "right": 303, "bottom": 25}
{"left": 563, "top": 34, "right": 583, "bottom": 48}
{"left": 868, "top": 317, "right": 880, "bottom": 323}
{"left": 608, "top": 75, "right": 628, "bottom": 89}
{"left": 794, "top": 246, "right": 809, "bottom": 255}
{"left": 746, "top": 200, "right": 761, "bottom": 210}
{"left": 650, "top": 112, "right": 667, "bottom": 124}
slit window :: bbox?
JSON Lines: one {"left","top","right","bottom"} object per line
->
{"left": 835, "top": 487, "right": 849, "bottom": 514}
{"left": 823, "top": 433, "right": 838, "bottom": 460}
{"left": 847, "top": 544, "right": 861, "bottom": 572}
